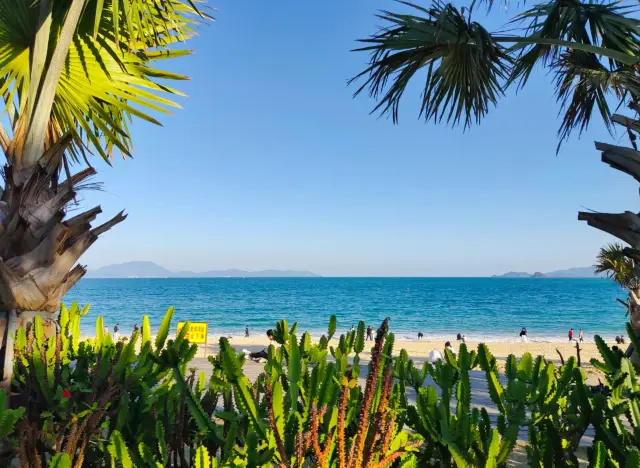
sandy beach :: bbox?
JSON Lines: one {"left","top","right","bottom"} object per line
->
{"left": 181, "top": 335, "right": 598, "bottom": 466}
{"left": 89, "top": 332, "right": 604, "bottom": 465}
{"left": 202, "top": 335, "right": 605, "bottom": 376}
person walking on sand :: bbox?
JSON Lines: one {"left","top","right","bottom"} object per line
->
{"left": 366, "top": 326, "right": 374, "bottom": 341}
{"left": 519, "top": 327, "right": 528, "bottom": 343}
{"left": 245, "top": 325, "right": 249, "bottom": 338}
{"left": 568, "top": 328, "right": 574, "bottom": 342}
{"left": 445, "top": 341, "right": 455, "bottom": 356}
{"left": 579, "top": 329, "right": 584, "bottom": 342}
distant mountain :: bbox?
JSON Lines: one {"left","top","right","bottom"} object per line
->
{"left": 544, "top": 266, "right": 603, "bottom": 278}
{"left": 85, "top": 262, "right": 320, "bottom": 278}
{"left": 492, "top": 266, "right": 602, "bottom": 278}
{"left": 492, "top": 271, "right": 533, "bottom": 278}
{"left": 85, "top": 261, "right": 173, "bottom": 278}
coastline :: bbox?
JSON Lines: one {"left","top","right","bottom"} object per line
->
{"left": 181, "top": 335, "right": 606, "bottom": 378}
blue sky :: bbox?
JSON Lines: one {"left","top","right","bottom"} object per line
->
{"left": 78, "top": 0, "right": 635, "bottom": 277}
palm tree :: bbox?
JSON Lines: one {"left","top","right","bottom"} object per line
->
{"left": 350, "top": 0, "right": 640, "bottom": 146}
{"left": 595, "top": 243, "right": 639, "bottom": 290}
{"left": 351, "top": 0, "right": 640, "bottom": 336}
{"left": 595, "top": 243, "right": 640, "bottom": 330}
{"left": 0, "top": 0, "right": 208, "bottom": 383}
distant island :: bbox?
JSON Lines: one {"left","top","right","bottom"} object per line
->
{"left": 85, "top": 261, "right": 321, "bottom": 278}
{"left": 492, "top": 266, "right": 603, "bottom": 278}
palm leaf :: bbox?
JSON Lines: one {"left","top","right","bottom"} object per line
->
{"left": 350, "top": 1, "right": 512, "bottom": 128}
{"left": 352, "top": 0, "right": 640, "bottom": 145}
{"left": 595, "top": 243, "right": 639, "bottom": 289}
{"left": 552, "top": 49, "right": 640, "bottom": 148}
{"left": 0, "top": 0, "right": 208, "bottom": 164}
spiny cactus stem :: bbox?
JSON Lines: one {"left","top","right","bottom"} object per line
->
{"left": 379, "top": 413, "right": 394, "bottom": 456}
{"left": 310, "top": 403, "right": 330, "bottom": 468}
{"left": 349, "top": 318, "right": 389, "bottom": 468}
{"left": 54, "top": 332, "right": 61, "bottom": 389}
{"left": 368, "top": 441, "right": 422, "bottom": 468}
{"left": 265, "top": 383, "right": 289, "bottom": 466}
{"left": 321, "top": 431, "right": 334, "bottom": 463}
{"left": 363, "top": 362, "right": 393, "bottom": 465}
{"left": 337, "top": 385, "right": 348, "bottom": 468}
{"left": 295, "top": 432, "right": 305, "bottom": 468}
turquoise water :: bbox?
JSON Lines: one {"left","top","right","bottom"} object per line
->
{"left": 64, "top": 277, "right": 625, "bottom": 342}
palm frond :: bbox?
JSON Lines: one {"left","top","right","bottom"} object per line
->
{"left": 0, "top": 0, "right": 208, "bottom": 164}
{"left": 595, "top": 242, "right": 639, "bottom": 289}
{"left": 89, "top": 0, "right": 212, "bottom": 48}
{"left": 350, "top": 1, "right": 512, "bottom": 129}
{"left": 509, "top": 0, "right": 640, "bottom": 87}
{"left": 552, "top": 50, "right": 640, "bottom": 150}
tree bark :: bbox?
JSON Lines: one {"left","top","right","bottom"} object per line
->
{"left": 0, "top": 135, "right": 125, "bottom": 381}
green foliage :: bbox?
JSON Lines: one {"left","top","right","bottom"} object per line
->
{"left": 595, "top": 243, "right": 640, "bottom": 290}
{"left": 49, "top": 453, "right": 71, "bottom": 468}
{"left": 351, "top": 0, "right": 640, "bottom": 147}
{"left": 0, "top": 389, "right": 23, "bottom": 438}
{"left": 0, "top": 0, "right": 208, "bottom": 162}
{"left": 10, "top": 303, "right": 229, "bottom": 468}
{"left": 8, "top": 305, "right": 640, "bottom": 468}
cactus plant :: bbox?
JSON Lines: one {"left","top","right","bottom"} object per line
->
{"left": 206, "top": 317, "right": 422, "bottom": 467}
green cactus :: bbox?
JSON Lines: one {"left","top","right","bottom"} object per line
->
{"left": 12, "top": 306, "right": 640, "bottom": 467}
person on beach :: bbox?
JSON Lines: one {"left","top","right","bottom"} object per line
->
{"left": 245, "top": 325, "right": 249, "bottom": 338}
{"left": 244, "top": 329, "right": 275, "bottom": 361}
{"left": 428, "top": 348, "right": 442, "bottom": 363}
{"left": 579, "top": 329, "right": 584, "bottom": 342}
{"left": 417, "top": 332, "right": 424, "bottom": 340}
{"left": 366, "top": 326, "right": 374, "bottom": 341}
{"left": 104, "top": 325, "right": 109, "bottom": 335}
{"left": 519, "top": 327, "right": 528, "bottom": 343}
{"left": 133, "top": 323, "right": 139, "bottom": 333}
{"left": 456, "top": 333, "right": 462, "bottom": 341}
{"left": 568, "top": 328, "right": 574, "bottom": 342}
{"left": 445, "top": 341, "right": 455, "bottom": 356}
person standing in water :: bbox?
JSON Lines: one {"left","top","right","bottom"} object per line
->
{"left": 519, "top": 327, "right": 528, "bottom": 343}
{"left": 579, "top": 329, "right": 584, "bottom": 342}
{"left": 568, "top": 328, "right": 574, "bottom": 342}
{"left": 245, "top": 325, "right": 249, "bottom": 338}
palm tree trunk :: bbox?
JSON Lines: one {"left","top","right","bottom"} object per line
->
{"left": 0, "top": 134, "right": 125, "bottom": 384}
{"left": 628, "top": 289, "right": 640, "bottom": 334}
{"left": 578, "top": 125, "right": 640, "bottom": 361}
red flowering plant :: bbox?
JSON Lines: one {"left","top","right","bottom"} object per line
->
{"left": 9, "top": 303, "right": 206, "bottom": 467}
{"left": 11, "top": 305, "right": 124, "bottom": 467}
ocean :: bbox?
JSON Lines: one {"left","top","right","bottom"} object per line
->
{"left": 64, "top": 277, "right": 625, "bottom": 343}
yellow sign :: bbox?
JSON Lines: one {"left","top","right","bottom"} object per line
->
{"left": 177, "top": 321, "right": 208, "bottom": 344}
